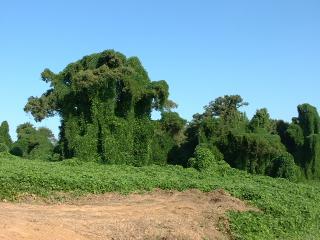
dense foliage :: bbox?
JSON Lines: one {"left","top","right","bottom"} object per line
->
{"left": 0, "top": 121, "right": 12, "bottom": 149}
{"left": 24, "top": 50, "right": 177, "bottom": 165}
{"left": 0, "top": 49, "right": 320, "bottom": 239}
{"left": 10, "top": 123, "right": 55, "bottom": 160}
{"left": 0, "top": 143, "right": 9, "bottom": 153}
{"left": 168, "top": 95, "right": 320, "bottom": 181}
{"left": 0, "top": 49, "right": 316, "bottom": 181}
{"left": 0, "top": 154, "right": 319, "bottom": 239}
{"left": 278, "top": 104, "right": 320, "bottom": 179}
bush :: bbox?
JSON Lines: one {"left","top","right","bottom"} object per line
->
{"left": 188, "top": 145, "right": 228, "bottom": 171}
{"left": 269, "top": 153, "right": 299, "bottom": 181}
{"left": 188, "top": 146, "right": 213, "bottom": 171}
{"left": 221, "top": 132, "right": 286, "bottom": 175}
{"left": 0, "top": 143, "right": 9, "bottom": 153}
{"left": 60, "top": 158, "right": 83, "bottom": 166}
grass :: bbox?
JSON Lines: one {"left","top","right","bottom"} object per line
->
{"left": 0, "top": 152, "right": 319, "bottom": 239}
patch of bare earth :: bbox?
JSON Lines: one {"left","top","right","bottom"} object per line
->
{"left": 0, "top": 189, "right": 256, "bottom": 240}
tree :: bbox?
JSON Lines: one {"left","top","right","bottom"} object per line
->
{"left": 297, "top": 104, "right": 320, "bottom": 136}
{"left": 221, "top": 132, "right": 288, "bottom": 176}
{"left": 24, "top": 50, "right": 171, "bottom": 165}
{"left": 268, "top": 153, "right": 299, "bottom": 182}
{"left": 151, "top": 112, "right": 186, "bottom": 165}
{"left": 159, "top": 111, "right": 186, "bottom": 138}
{"left": 204, "top": 95, "right": 248, "bottom": 118}
{"left": 169, "top": 95, "right": 249, "bottom": 168}
{"left": 278, "top": 104, "right": 320, "bottom": 179}
{"left": 10, "top": 123, "right": 55, "bottom": 160}
{"left": 203, "top": 95, "right": 249, "bottom": 133}
{"left": 249, "top": 108, "right": 274, "bottom": 133}
{"left": 0, "top": 121, "right": 12, "bottom": 148}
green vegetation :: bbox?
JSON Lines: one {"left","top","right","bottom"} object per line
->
{"left": 0, "top": 153, "right": 319, "bottom": 239}
{"left": 1, "top": 49, "right": 320, "bottom": 238}
{"left": 0, "top": 121, "right": 12, "bottom": 149}
{"left": 279, "top": 104, "right": 320, "bottom": 180}
{"left": 0, "top": 143, "right": 9, "bottom": 153}
{"left": 10, "top": 123, "right": 55, "bottom": 161}
{"left": 0, "top": 50, "right": 311, "bottom": 181}
{"left": 24, "top": 50, "right": 176, "bottom": 165}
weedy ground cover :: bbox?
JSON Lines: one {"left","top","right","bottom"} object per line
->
{"left": 0, "top": 153, "right": 319, "bottom": 239}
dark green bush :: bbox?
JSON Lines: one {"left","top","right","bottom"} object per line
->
{"left": 221, "top": 132, "right": 286, "bottom": 174}
{"left": 304, "top": 134, "right": 320, "bottom": 179}
{"left": 269, "top": 153, "right": 299, "bottom": 181}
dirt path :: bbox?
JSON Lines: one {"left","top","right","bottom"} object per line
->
{"left": 0, "top": 189, "right": 254, "bottom": 240}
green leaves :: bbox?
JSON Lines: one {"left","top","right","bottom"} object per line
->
{"left": 10, "top": 123, "right": 55, "bottom": 160}
{"left": 0, "top": 143, "right": 9, "bottom": 153}
{"left": 249, "top": 108, "right": 274, "bottom": 134}
{"left": 0, "top": 121, "right": 12, "bottom": 148}
{"left": 0, "top": 155, "right": 319, "bottom": 239}
{"left": 279, "top": 104, "right": 320, "bottom": 180}
{"left": 188, "top": 145, "right": 227, "bottom": 171}
{"left": 204, "top": 95, "right": 248, "bottom": 118}
{"left": 24, "top": 50, "right": 171, "bottom": 165}
{"left": 297, "top": 104, "right": 320, "bottom": 136}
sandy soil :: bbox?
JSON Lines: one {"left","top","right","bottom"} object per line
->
{"left": 0, "top": 189, "right": 254, "bottom": 240}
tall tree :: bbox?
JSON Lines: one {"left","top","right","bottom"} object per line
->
{"left": 278, "top": 104, "right": 320, "bottom": 179}
{"left": 0, "top": 121, "right": 12, "bottom": 148}
{"left": 24, "top": 50, "right": 171, "bottom": 165}
{"left": 203, "top": 95, "right": 249, "bottom": 133}
{"left": 249, "top": 108, "right": 274, "bottom": 133}
{"left": 297, "top": 104, "right": 320, "bottom": 136}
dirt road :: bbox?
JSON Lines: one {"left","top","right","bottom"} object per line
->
{"left": 0, "top": 189, "right": 253, "bottom": 240}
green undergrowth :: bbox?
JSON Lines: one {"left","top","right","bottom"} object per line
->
{"left": 0, "top": 153, "right": 319, "bottom": 239}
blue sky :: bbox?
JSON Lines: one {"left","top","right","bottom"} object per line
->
{"left": 1, "top": 0, "right": 319, "bottom": 139}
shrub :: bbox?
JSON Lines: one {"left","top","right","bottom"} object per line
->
{"left": 0, "top": 143, "right": 9, "bottom": 153}
{"left": 269, "top": 153, "right": 299, "bottom": 181}
{"left": 188, "top": 145, "right": 228, "bottom": 171}
{"left": 221, "top": 132, "right": 286, "bottom": 175}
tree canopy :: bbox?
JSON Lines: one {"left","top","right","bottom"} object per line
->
{"left": 24, "top": 50, "right": 173, "bottom": 165}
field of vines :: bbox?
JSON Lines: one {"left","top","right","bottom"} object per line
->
{"left": 0, "top": 152, "right": 319, "bottom": 239}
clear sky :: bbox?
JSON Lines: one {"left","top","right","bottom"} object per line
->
{"left": 1, "top": 0, "right": 319, "bottom": 139}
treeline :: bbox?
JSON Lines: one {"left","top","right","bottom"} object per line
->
{"left": 1, "top": 50, "right": 319, "bottom": 181}
{"left": 171, "top": 97, "right": 320, "bottom": 181}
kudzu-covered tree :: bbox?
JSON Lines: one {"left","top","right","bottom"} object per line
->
{"left": 25, "top": 50, "right": 172, "bottom": 165}
{"left": 203, "top": 95, "right": 249, "bottom": 132}
{"left": 297, "top": 104, "right": 320, "bottom": 136}
{"left": 249, "top": 108, "right": 274, "bottom": 134}
{"left": 152, "top": 111, "right": 187, "bottom": 165}
{"left": 174, "top": 95, "right": 298, "bottom": 180}
{"left": 0, "top": 121, "right": 12, "bottom": 149}
{"left": 10, "top": 123, "right": 55, "bottom": 160}
{"left": 222, "top": 132, "right": 289, "bottom": 176}
{"left": 170, "top": 95, "right": 250, "bottom": 167}
{"left": 279, "top": 103, "right": 320, "bottom": 179}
